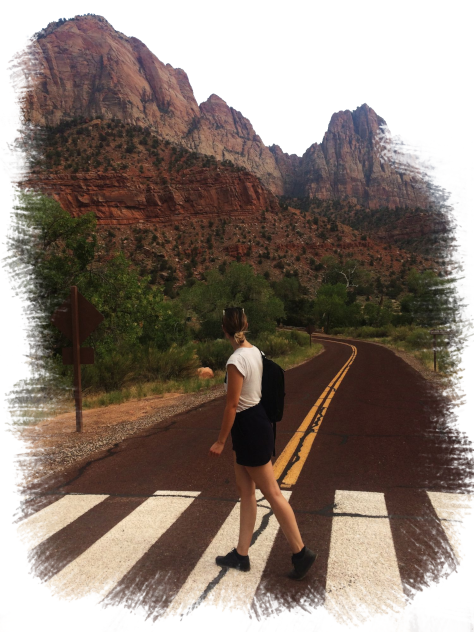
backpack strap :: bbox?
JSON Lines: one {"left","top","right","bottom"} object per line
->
{"left": 261, "top": 350, "right": 276, "bottom": 456}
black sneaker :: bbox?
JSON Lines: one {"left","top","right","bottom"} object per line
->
{"left": 288, "top": 547, "right": 317, "bottom": 580}
{"left": 215, "top": 548, "right": 250, "bottom": 572}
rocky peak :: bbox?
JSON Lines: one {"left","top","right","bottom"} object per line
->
{"left": 316, "top": 103, "right": 430, "bottom": 208}
{"left": 24, "top": 14, "right": 200, "bottom": 136}
{"left": 22, "top": 14, "right": 432, "bottom": 209}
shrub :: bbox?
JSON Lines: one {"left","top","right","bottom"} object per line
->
{"left": 436, "top": 348, "right": 454, "bottom": 373}
{"left": 405, "top": 328, "right": 432, "bottom": 349}
{"left": 331, "top": 327, "right": 346, "bottom": 338}
{"left": 387, "top": 325, "right": 414, "bottom": 342}
{"left": 252, "top": 332, "right": 291, "bottom": 357}
{"left": 82, "top": 344, "right": 136, "bottom": 392}
{"left": 136, "top": 344, "right": 199, "bottom": 382}
{"left": 278, "top": 329, "right": 309, "bottom": 347}
{"left": 195, "top": 339, "right": 233, "bottom": 371}
{"left": 417, "top": 349, "right": 433, "bottom": 367}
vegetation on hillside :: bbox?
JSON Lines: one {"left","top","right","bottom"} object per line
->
{"left": 280, "top": 195, "right": 454, "bottom": 262}
{"left": 8, "top": 188, "right": 459, "bottom": 420}
{"left": 23, "top": 118, "right": 436, "bottom": 299}
{"left": 26, "top": 116, "right": 245, "bottom": 176}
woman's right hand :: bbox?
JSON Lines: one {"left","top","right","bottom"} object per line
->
{"left": 209, "top": 440, "right": 225, "bottom": 457}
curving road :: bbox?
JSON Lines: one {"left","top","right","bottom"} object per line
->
{"left": 17, "top": 337, "right": 474, "bottom": 622}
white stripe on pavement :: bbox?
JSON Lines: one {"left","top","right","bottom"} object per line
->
{"left": 325, "top": 490, "right": 405, "bottom": 623}
{"left": 17, "top": 494, "right": 109, "bottom": 551}
{"left": 46, "top": 491, "right": 200, "bottom": 603}
{"left": 427, "top": 491, "right": 473, "bottom": 562}
{"left": 166, "top": 491, "right": 292, "bottom": 617}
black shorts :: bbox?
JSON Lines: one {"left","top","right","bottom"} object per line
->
{"left": 231, "top": 402, "right": 274, "bottom": 467}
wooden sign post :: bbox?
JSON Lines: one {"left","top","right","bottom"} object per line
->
{"left": 430, "top": 329, "right": 456, "bottom": 371}
{"left": 51, "top": 287, "right": 104, "bottom": 432}
{"left": 305, "top": 324, "right": 316, "bottom": 346}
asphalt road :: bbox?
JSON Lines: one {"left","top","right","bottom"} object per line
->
{"left": 17, "top": 337, "right": 474, "bottom": 623}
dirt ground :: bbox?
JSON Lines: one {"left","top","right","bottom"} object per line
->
{"left": 12, "top": 393, "right": 194, "bottom": 455}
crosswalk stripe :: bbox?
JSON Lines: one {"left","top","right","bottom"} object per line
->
{"left": 17, "top": 494, "right": 109, "bottom": 551}
{"left": 165, "top": 491, "right": 292, "bottom": 617}
{"left": 25, "top": 488, "right": 471, "bottom": 614}
{"left": 45, "top": 491, "right": 200, "bottom": 603}
{"left": 325, "top": 490, "right": 405, "bottom": 622}
{"left": 426, "top": 491, "right": 473, "bottom": 562}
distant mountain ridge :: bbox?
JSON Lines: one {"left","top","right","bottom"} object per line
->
{"left": 22, "top": 14, "right": 431, "bottom": 210}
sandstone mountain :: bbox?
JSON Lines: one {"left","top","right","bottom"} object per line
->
{"left": 23, "top": 14, "right": 431, "bottom": 209}
{"left": 25, "top": 135, "right": 279, "bottom": 225}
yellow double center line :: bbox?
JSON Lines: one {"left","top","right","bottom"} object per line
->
{"left": 273, "top": 340, "right": 357, "bottom": 488}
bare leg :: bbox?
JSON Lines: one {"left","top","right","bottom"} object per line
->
{"left": 245, "top": 460, "right": 304, "bottom": 554}
{"left": 233, "top": 453, "right": 257, "bottom": 556}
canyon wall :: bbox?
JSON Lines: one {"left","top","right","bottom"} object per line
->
{"left": 25, "top": 165, "right": 279, "bottom": 225}
{"left": 22, "top": 14, "right": 431, "bottom": 210}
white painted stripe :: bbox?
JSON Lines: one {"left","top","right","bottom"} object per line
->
{"left": 46, "top": 491, "right": 200, "bottom": 603}
{"left": 325, "top": 490, "right": 405, "bottom": 622}
{"left": 427, "top": 491, "right": 473, "bottom": 562}
{"left": 17, "top": 495, "right": 109, "bottom": 551}
{"left": 166, "top": 491, "right": 291, "bottom": 617}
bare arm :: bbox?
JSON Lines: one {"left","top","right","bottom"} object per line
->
{"left": 209, "top": 364, "right": 244, "bottom": 457}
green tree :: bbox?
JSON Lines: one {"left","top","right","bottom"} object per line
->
{"left": 362, "top": 301, "right": 393, "bottom": 327}
{"left": 271, "top": 276, "right": 300, "bottom": 303}
{"left": 320, "top": 255, "right": 341, "bottom": 285}
{"left": 405, "top": 269, "right": 458, "bottom": 327}
{"left": 271, "top": 277, "right": 314, "bottom": 326}
{"left": 313, "top": 284, "right": 351, "bottom": 333}
{"left": 83, "top": 252, "right": 188, "bottom": 353}
{"left": 2, "top": 189, "right": 96, "bottom": 366}
{"left": 8, "top": 192, "right": 190, "bottom": 363}
{"left": 336, "top": 259, "right": 356, "bottom": 287}
{"left": 320, "top": 255, "right": 369, "bottom": 291}
{"left": 386, "top": 276, "right": 403, "bottom": 299}
{"left": 343, "top": 299, "right": 362, "bottom": 328}
{"left": 179, "top": 262, "right": 285, "bottom": 339}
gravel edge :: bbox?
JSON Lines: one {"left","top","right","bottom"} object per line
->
{"left": 16, "top": 385, "right": 226, "bottom": 487}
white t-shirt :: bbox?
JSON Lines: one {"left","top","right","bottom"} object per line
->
{"left": 225, "top": 345, "right": 263, "bottom": 413}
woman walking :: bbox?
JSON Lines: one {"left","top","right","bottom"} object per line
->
{"left": 209, "top": 307, "right": 316, "bottom": 580}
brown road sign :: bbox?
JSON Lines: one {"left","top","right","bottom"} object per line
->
{"left": 51, "top": 287, "right": 103, "bottom": 432}
{"left": 51, "top": 291, "right": 104, "bottom": 344}
{"left": 62, "top": 348, "right": 95, "bottom": 365}
{"left": 305, "top": 324, "right": 316, "bottom": 346}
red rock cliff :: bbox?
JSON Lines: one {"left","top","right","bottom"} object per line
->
{"left": 27, "top": 169, "right": 278, "bottom": 225}
{"left": 22, "top": 14, "right": 432, "bottom": 209}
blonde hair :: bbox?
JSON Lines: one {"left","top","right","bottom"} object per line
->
{"left": 222, "top": 307, "right": 248, "bottom": 345}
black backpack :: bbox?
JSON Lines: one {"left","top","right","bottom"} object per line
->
{"left": 260, "top": 351, "right": 285, "bottom": 455}
{"left": 224, "top": 349, "right": 285, "bottom": 456}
